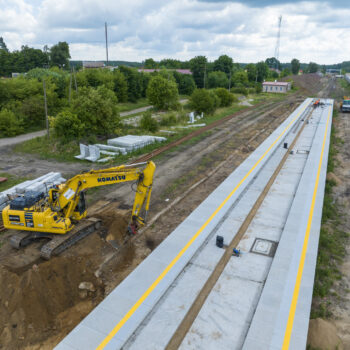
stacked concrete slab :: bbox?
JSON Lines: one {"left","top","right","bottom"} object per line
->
{"left": 0, "top": 172, "right": 66, "bottom": 211}
{"left": 107, "top": 135, "right": 166, "bottom": 152}
{"left": 75, "top": 136, "right": 166, "bottom": 162}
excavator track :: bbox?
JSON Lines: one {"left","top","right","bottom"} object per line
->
{"left": 9, "top": 218, "right": 101, "bottom": 260}
{"left": 40, "top": 218, "right": 101, "bottom": 260}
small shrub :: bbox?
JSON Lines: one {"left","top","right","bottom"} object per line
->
{"left": 51, "top": 110, "right": 85, "bottom": 142}
{"left": 231, "top": 86, "right": 248, "bottom": 96}
{"left": 214, "top": 88, "right": 236, "bottom": 107}
{"left": 0, "top": 108, "right": 23, "bottom": 137}
{"left": 140, "top": 111, "right": 159, "bottom": 132}
{"left": 160, "top": 113, "right": 177, "bottom": 126}
{"left": 189, "top": 89, "right": 215, "bottom": 115}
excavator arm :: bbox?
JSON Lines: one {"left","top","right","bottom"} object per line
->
{"left": 50, "top": 161, "right": 156, "bottom": 228}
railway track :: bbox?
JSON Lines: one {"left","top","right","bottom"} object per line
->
{"left": 131, "top": 96, "right": 301, "bottom": 164}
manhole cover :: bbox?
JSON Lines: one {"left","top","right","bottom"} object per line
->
{"left": 250, "top": 238, "right": 278, "bottom": 257}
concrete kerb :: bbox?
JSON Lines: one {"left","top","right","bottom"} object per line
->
{"left": 242, "top": 100, "right": 333, "bottom": 350}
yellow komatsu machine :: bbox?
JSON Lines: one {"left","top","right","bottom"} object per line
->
{"left": 2, "top": 161, "right": 156, "bottom": 259}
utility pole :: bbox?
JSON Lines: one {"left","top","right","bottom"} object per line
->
{"left": 43, "top": 79, "right": 49, "bottom": 139}
{"left": 105, "top": 22, "right": 109, "bottom": 66}
{"left": 69, "top": 70, "right": 72, "bottom": 103}
{"left": 228, "top": 70, "right": 232, "bottom": 92}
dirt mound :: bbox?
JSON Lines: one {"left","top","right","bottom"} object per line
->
{"left": 0, "top": 249, "right": 104, "bottom": 349}
{"left": 91, "top": 201, "right": 130, "bottom": 245}
{"left": 307, "top": 318, "right": 344, "bottom": 350}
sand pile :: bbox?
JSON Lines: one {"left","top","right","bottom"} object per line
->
{"left": 307, "top": 318, "right": 344, "bottom": 350}
{"left": 0, "top": 252, "right": 104, "bottom": 349}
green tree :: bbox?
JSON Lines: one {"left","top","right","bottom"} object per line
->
{"left": 207, "top": 71, "right": 228, "bottom": 88}
{"left": 265, "top": 57, "right": 281, "bottom": 70}
{"left": 189, "top": 56, "right": 207, "bottom": 88}
{"left": 189, "top": 89, "right": 216, "bottom": 115}
{"left": 246, "top": 64, "right": 257, "bottom": 82}
{"left": 280, "top": 68, "right": 291, "bottom": 78}
{"left": 214, "top": 88, "right": 236, "bottom": 107}
{"left": 140, "top": 110, "right": 158, "bottom": 132}
{"left": 146, "top": 75, "right": 179, "bottom": 110}
{"left": 50, "top": 42, "right": 71, "bottom": 68}
{"left": 256, "top": 61, "right": 269, "bottom": 82}
{"left": 113, "top": 71, "right": 128, "bottom": 102}
{"left": 213, "top": 55, "right": 233, "bottom": 76}
{"left": 291, "top": 59, "right": 300, "bottom": 75}
{"left": 233, "top": 70, "right": 248, "bottom": 86}
{"left": 173, "top": 72, "right": 196, "bottom": 95}
{"left": 144, "top": 58, "right": 158, "bottom": 69}
{"left": 70, "top": 86, "right": 120, "bottom": 136}
{"left": 0, "top": 109, "right": 23, "bottom": 137}
{"left": 51, "top": 110, "right": 84, "bottom": 141}
{"left": 308, "top": 62, "right": 318, "bottom": 73}
{"left": 159, "top": 59, "right": 181, "bottom": 69}
{"left": 0, "top": 37, "right": 8, "bottom": 52}
{"left": 119, "top": 66, "right": 143, "bottom": 102}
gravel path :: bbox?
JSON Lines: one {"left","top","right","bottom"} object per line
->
{"left": 0, "top": 130, "right": 47, "bottom": 148}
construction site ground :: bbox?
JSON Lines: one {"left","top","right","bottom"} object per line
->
{"left": 0, "top": 74, "right": 344, "bottom": 350}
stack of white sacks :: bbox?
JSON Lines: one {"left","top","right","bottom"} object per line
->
{"left": 75, "top": 135, "right": 166, "bottom": 162}
{"left": 0, "top": 172, "right": 66, "bottom": 212}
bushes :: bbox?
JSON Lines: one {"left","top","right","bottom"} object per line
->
{"left": 214, "top": 88, "right": 236, "bottom": 107}
{"left": 51, "top": 110, "right": 84, "bottom": 141}
{"left": 230, "top": 86, "right": 248, "bottom": 96}
{"left": 160, "top": 113, "right": 177, "bottom": 126}
{"left": 189, "top": 89, "right": 215, "bottom": 115}
{"left": 146, "top": 75, "right": 179, "bottom": 110}
{"left": 140, "top": 111, "right": 158, "bottom": 132}
{"left": 207, "top": 71, "right": 228, "bottom": 89}
{"left": 51, "top": 86, "right": 120, "bottom": 141}
{"left": 0, "top": 109, "right": 23, "bottom": 137}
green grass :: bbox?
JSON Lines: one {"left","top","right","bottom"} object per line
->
{"left": 118, "top": 98, "right": 150, "bottom": 113}
{"left": 0, "top": 172, "right": 30, "bottom": 192}
{"left": 311, "top": 108, "right": 349, "bottom": 319}
{"left": 14, "top": 136, "right": 80, "bottom": 162}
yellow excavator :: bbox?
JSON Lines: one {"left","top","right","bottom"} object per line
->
{"left": 2, "top": 161, "right": 156, "bottom": 259}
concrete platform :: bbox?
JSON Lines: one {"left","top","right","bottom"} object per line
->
{"left": 55, "top": 98, "right": 333, "bottom": 350}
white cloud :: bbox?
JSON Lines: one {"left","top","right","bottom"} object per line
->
{"left": 0, "top": 0, "right": 349, "bottom": 64}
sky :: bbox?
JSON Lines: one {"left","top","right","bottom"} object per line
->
{"left": 0, "top": 0, "right": 349, "bottom": 64}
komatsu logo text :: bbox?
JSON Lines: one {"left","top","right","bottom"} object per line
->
{"left": 97, "top": 175, "right": 126, "bottom": 183}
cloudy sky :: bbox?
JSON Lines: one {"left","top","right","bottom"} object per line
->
{"left": 0, "top": 0, "right": 349, "bottom": 64}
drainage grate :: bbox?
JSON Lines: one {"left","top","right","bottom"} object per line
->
{"left": 250, "top": 238, "right": 278, "bottom": 257}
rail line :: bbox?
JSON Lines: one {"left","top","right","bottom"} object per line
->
{"left": 131, "top": 97, "right": 300, "bottom": 164}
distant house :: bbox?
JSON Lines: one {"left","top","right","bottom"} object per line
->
{"left": 83, "top": 61, "right": 105, "bottom": 69}
{"left": 262, "top": 81, "right": 291, "bottom": 93}
{"left": 138, "top": 68, "right": 192, "bottom": 75}
{"left": 298, "top": 69, "right": 303, "bottom": 75}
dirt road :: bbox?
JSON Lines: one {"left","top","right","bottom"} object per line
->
{"left": 0, "top": 130, "right": 47, "bottom": 148}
